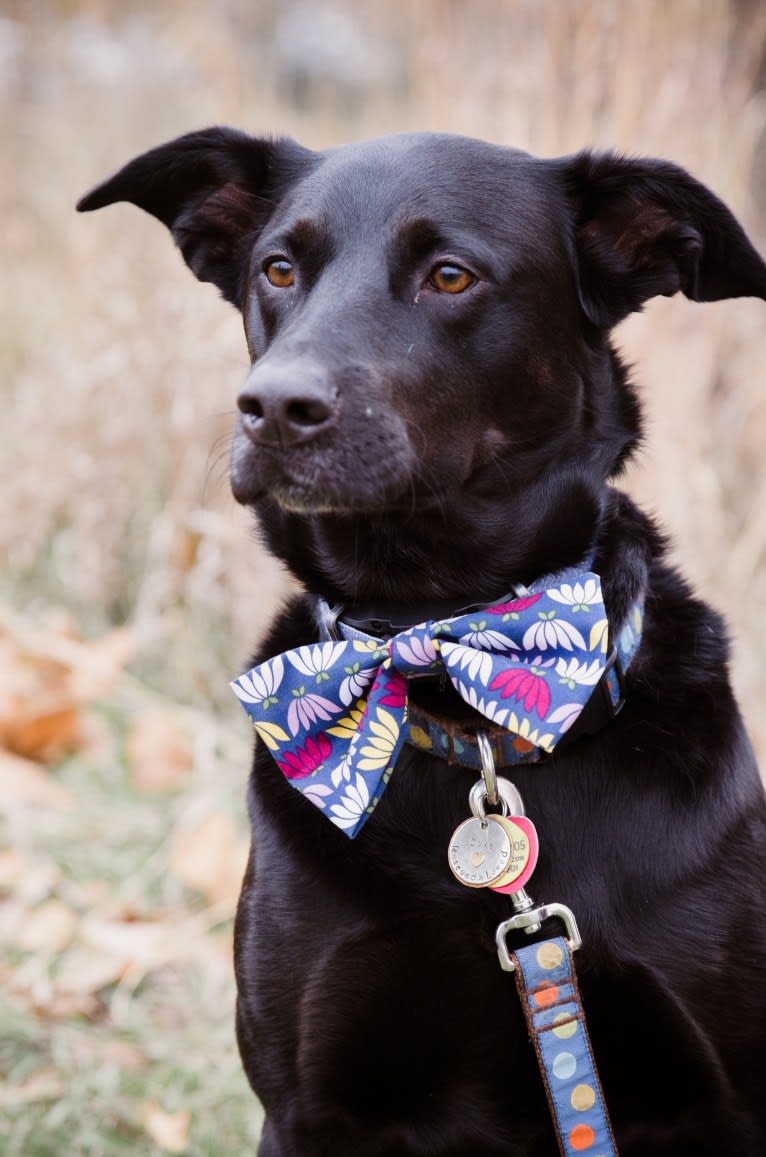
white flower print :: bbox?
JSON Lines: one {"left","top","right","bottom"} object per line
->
{"left": 456, "top": 682, "right": 511, "bottom": 728}
{"left": 329, "top": 773, "right": 371, "bottom": 830}
{"left": 458, "top": 622, "right": 520, "bottom": 652}
{"left": 547, "top": 702, "right": 584, "bottom": 733}
{"left": 547, "top": 579, "right": 603, "bottom": 611}
{"left": 440, "top": 641, "right": 493, "bottom": 687}
{"left": 555, "top": 657, "right": 603, "bottom": 688}
{"left": 338, "top": 664, "right": 375, "bottom": 706}
{"left": 522, "top": 613, "right": 586, "bottom": 652}
{"left": 286, "top": 642, "right": 347, "bottom": 680}
{"left": 331, "top": 754, "right": 354, "bottom": 789}
{"left": 302, "top": 783, "right": 334, "bottom": 809}
{"left": 231, "top": 655, "right": 285, "bottom": 706}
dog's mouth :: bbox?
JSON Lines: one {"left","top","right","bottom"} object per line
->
{"left": 229, "top": 422, "right": 452, "bottom": 516}
{"left": 230, "top": 463, "right": 448, "bottom": 516}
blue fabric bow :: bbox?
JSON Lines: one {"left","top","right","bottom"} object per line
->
{"left": 231, "top": 572, "right": 626, "bottom": 837}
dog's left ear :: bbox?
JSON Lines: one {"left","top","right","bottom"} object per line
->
{"left": 560, "top": 151, "right": 766, "bottom": 327}
{"left": 77, "top": 127, "right": 315, "bottom": 308}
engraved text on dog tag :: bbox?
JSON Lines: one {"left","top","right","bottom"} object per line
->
{"left": 448, "top": 815, "right": 512, "bottom": 888}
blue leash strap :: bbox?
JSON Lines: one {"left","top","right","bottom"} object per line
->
{"left": 510, "top": 936, "right": 619, "bottom": 1156}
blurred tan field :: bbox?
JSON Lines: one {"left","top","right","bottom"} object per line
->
{"left": 2, "top": 1, "right": 766, "bottom": 1153}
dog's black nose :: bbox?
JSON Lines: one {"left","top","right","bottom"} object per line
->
{"left": 237, "top": 364, "right": 337, "bottom": 447}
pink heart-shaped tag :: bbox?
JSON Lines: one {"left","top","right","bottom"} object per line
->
{"left": 489, "top": 816, "right": 539, "bottom": 894}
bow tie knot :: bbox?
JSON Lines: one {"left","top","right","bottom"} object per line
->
{"left": 232, "top": 574, "right": 622, "bottom": 837}
{"left": 389, "top": 624, "right": 442, "bottom": 677}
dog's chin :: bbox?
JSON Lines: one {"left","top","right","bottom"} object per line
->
{"left": 231, "top": 435, "right": 411, "bottom": 514}
{"left": 230, "top": 466, "right": 449, "bottom": 518}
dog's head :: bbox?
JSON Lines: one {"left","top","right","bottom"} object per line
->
{"left": 78, "top": 129, "right": 766, "bottom": 597}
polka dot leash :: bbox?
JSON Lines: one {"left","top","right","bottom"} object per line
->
{"left": 510, "top": 937, "right": 618, "bottom": 1156}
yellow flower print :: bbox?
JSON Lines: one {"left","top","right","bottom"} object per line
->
{"left": 357, "top": 706, "right": 401, "bottom": 771}
{"left": 589, "top": 619, "right": 609, "bottom": 653}
{"left": 352, "top": 638, "right": 389, "bottom": 661}
{"left": 507, "top": 712, "right": 555, "bottom": 753}
{"left": 327, "top": 702, "right": 365, "bottom": 740}
{"left": 253, "top": 720, "right": 290, "bottom": 751}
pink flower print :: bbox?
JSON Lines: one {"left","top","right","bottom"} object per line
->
{"left": 488, "top": 593, "right": 542, "bottom": 615}
{"left": 286, "top": 689, "right": 339, "bottom": 736}
{"left": 490, "top": 665, "right": 551, "bottom": 719}
{"left": 279, "top": 733, "right": 332, "bottom": 779}
{"left": 378, "top": 671, "right": 408, "bottom": 708}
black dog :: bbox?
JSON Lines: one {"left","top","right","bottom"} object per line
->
{"left": 79, "top": 129, "right": 766, "bottom": 1156}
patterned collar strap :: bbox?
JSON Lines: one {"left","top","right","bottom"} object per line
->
{"left": 231, "top": 570, "right": 644, "bottom": 837}
{"left": 401, "top": 599, "right": 642, "bottom": 770}
{"left": 511, "top": 936, "right": 619, "bottom": 1156}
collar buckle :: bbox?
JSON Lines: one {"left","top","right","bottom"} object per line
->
{"left": 554, "top": 645, "right": 626, "bottom": 751}
{"left": 601, "top": 645, "right": 626, "bottom": 717}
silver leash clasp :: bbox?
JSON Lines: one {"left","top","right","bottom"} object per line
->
{"left": 496, "top": 903, "right": 582, "bottom": 972}
{"left": 474, "top": 731, "right": 583, "bottom": 970}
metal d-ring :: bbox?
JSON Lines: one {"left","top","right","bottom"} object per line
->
{"left": 316, "top": 596, "right": 342, "bottom": 641}
{"left": 476, "top": 730, "right": 499, "bottom": 809}
{"left": 469, "top": 777, "right": 526, "bottom": 821}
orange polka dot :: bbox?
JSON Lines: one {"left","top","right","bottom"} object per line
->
{"left": 569, "top": 1124, "right": 595, "bottom": 1150}
{"left": 533, "top": 982, "right": 559, "bottom": 1008}
{"left": 512, "top": 736, "right": 535, "bottom": 753}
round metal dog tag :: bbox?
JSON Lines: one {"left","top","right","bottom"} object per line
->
{"left": 448, "top": 815, "right": 512, "bottom": 888}
{"left": 487, "top": 816, "right": 531, "bottom": 886}
{"left": 490, "top": 816, "right": 540, "bottom": 894}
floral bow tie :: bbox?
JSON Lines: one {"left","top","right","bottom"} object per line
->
{"left": 231, "top": 573, "right": 624, "bottom": 837}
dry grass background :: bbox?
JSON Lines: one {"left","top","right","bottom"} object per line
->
{"left": 2, "top": 1, "right": 766, "bottom": 1153}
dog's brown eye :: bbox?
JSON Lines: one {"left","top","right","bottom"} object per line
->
{"left": 265, "top": 258, "right": 295, "bottom": 288}
{"left": 428, "top": 264, "right": 475, "bottom": 294}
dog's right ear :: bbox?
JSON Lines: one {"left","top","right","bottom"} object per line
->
{"left": 77, "top": 127, "right": 315, "bottom": 309}
{"left": 558, "top": 150, "right": 766, "bottom": 327}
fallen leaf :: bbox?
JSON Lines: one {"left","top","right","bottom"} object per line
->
{"left": 0, "top": 750, "right": 74, "bottom": 810}
{"left": 13, "top": 855, "right": 62, "bottom": 905}
{"left": 0, "top": 613, "right": 137, "bottom": 763}
{"left": 69, "top": 627, "right": 137, "bottom": 701}
{"left": 101, "top": 1039, "right": 146, "bottom": 1071}
{"left": 63, "top": 1033, "right": 146, "bottom": 1071}
{"left": 79, "top": 917, "right": 187, "bottom": 972}
{"left": 3, "top": 707, "right": 81, "bottom": 764}
{"left": 17, "top": 899, "right": 77, "bottom": 954}
{"left": 142, "top": 1103, "right": 191, "bottom": 1153}
{"left": 55, "top": 945, "right": 127, "bottom": 994}
{"left": 65, "top": 878, "right": 110, "bottom": 910}
{"left": 169, "top": 811, "right": 248, "bottom": 910}
{"left": 0, "top": 625, "right": 81, "bottom": 761}
{"left": 0, "top": 1069, "right": 64, "bottom": 1107}
{"left": 0, "top": 849, "right": 27, "bottom": 892}
{"left": 127, "top": 709, "right": 193, "bottom": 792}
{"left": 30, "top": 990, "right": 103, "bottom": 1021}
{"left": 0, "top": 900, "right": 26, "bottom": 946}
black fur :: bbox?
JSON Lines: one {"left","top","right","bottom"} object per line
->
{"left": 79, "top": 129, "right": 766, "bottom": 1155}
